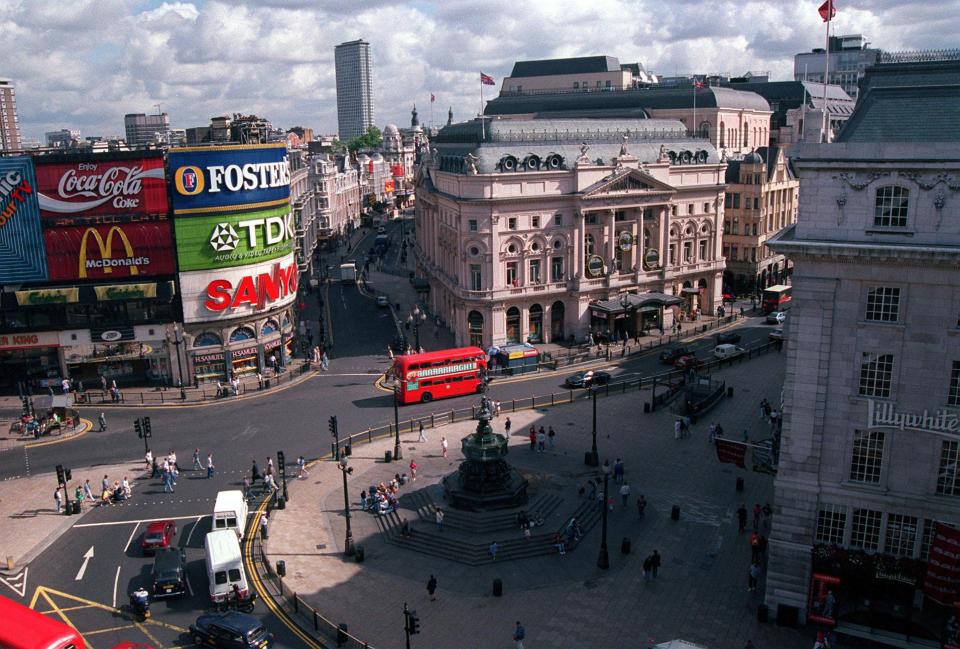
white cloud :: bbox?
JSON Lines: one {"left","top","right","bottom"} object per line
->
{"left": 3, "top": 0, "right": 958, "bottom": 141}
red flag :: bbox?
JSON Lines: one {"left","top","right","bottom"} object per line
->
{"left": 715, "top": 439, "right": 747, "bottom": 468}
{"left": 693, "top": 79, "right": 705, "bottom": 89}
{"left": 430, "top": 93, "right": 436, "bottom": 103}
{"left": 480, "top": 72, "right": 495, "bottom": 86}
{"left": 818, "top": 0, "right": 836, "bottom": 22}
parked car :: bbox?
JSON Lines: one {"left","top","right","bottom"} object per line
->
{"left": 375, "top": 295, "right": 390, "bottom": 307}
{"left": 659, "top": 346, "right": 692, "bottom": 364}
{"left": 674, "top": 354, "right": 703, "bottom": 369}
{"left": 768, "top": 328, "right": 785, "bottom": 342}
{"left": 713, "top": 344, "right": 745, "bottom": 360}
{"left": 140, "top": 520, "right": 177, "bottom": 555}
{"left": 190, "top": 612, "right": 274, "bottom": 649}
{"left": 151, "top": 547, "right": 188, "bottom": 598}
{"left": 766, "top": 311, "right": 787, "bottom": 325}
{"left": 716, "top": 331, "right": 742, "bottom": 344}
{"left": 563, "top": 369, "right": 612, "bottom": 389}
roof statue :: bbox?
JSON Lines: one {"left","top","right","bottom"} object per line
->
{"left": 447, "top": 106, "right": 454, "bottom": 126}
{"left": 576, "top": 141, "right": 590, "bottom": 164}
{"left": 619, "top": 134, "right": 629, "bottom": 156}
{"left": 464, "top": 152, "right": 479, "bottom": 175}
{"left": 411, "top": 104, "right": 419, "bottom": 128}
{"left": 657, "top": 144, "right": 669, "bottom": 163}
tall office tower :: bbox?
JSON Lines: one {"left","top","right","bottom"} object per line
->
{"left": 0, "top": 79, "right": 22, "bottom": 151}
{"left": 123, "top": 112, "right": 170, "bottom": 147}
{"left": 335, "top": 39, "right": 375, "bottom": 141}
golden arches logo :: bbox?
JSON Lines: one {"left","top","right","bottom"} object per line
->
{"left": 78, "top": 226, "right": 139, "bottom": 278}
{"left": 174, "top": 165, "right": 205, "bottom": 195}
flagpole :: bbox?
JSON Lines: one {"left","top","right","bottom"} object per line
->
{"left": 430, "top": 94, "right": 434, "bottom": 130}
{"left": 480, "top": 76, "right": 484, "bottom": 117}
{"left": 692, "top": 78, "right": 697, "bottom": 138}
{"left": 821, "top": 0, "right": 832, "bottom": 142}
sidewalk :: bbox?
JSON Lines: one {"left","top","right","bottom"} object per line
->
{"left": 0, "top": 417, "right": 91, "bottom": 452}
{"left": 263, "top": 350, "right": 812, "bottom": 649}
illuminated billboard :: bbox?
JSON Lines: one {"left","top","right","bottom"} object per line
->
{"left": 0, "top": 157, "right": 49, "bottom": 283}
{"left": 173, "top": 205, "right": 293, "bottom": 272}
{"left": 43, "top": 222, "right": 175, "bottom": 281}
{"left": 168, "top": 144, "right": 290, "bottom": 215}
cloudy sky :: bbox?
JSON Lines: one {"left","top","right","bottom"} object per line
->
{"left": 3, "top": 0, "right": 958, "bottom": 142}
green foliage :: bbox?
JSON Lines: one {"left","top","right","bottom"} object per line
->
{"left": 346, "top": 126, "right": 382, "bottom": 152}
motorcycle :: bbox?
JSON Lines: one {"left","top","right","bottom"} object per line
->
{"left": 129, "top": 589, "right": 151, "bottom": 619}
{"left": 217, "top": 591, "right": 257, "bottom": 614}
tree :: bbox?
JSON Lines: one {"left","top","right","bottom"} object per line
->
{"left": 346, "top": 126, "right": 382, "bottom": 152}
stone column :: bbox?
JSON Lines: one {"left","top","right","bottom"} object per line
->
{"left": 573, "top": 210, "right": 585, "bottom": 280}
{"left": 606, "top": 209, "right": 617, "bottom": 272}
{"left": 659, "top": 206, "right": 670, "bottom": 274}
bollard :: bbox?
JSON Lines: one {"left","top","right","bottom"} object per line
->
{"left": 736, "top": 477, "right": 744, "bottom": 492}
{"left": 621, "top": 537, "right": 631, "bottom": 554}
{"left": 727, "top": 386, "right": 734, "bottom": 398}
{"left": 671, "top": 505, "right": 680, "bottom": 521}
{"left": 355, "top": 545, "right": 365, "bottom": 562}
{"left": 277, "top": 560, "right": 286, "bottom": 577}
{"left": 492, "top": 578, "right": 503, "bottom": 597}
{"left": 5, "top": 556, "right": 13, "bottom": 571}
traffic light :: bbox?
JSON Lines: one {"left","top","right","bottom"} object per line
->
{"left": 328, "top": 416, "right": 338, "bottom": 439}
{"left": 143, "top": 417, "right": 152, "bottom": 437}
{"left": 407, "top": 611, "right": 420, "bottom": 635}
{"left": 277, "top": 451, "right": 285, "bottom": 474}
{"left": 134, "top": 418, "right": 143, "bottom": 438}
{"left": 56, "top": 464, "right": 65, "bottom": 486}
{"left": 64, "top": 468, "right": 72, "bottom": 482}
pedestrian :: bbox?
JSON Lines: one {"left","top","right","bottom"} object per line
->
{"left": 83, "top": 479, "right": 94, "bottom": 502}
{"left": 651, "top": 549, "right": 661, "bottom": 578}
{"left": 206, "top": 454, "right": 215, "bottom": 479}
{"left": 753, "top": 503, "right": 762, "bottom": 530}
{"left": 674, "top": 418, "right": 682, "bottom": 440}
{"left": 426, "top": 574, "right": 437, "bottom": 601}
{"left": 417, "top": 421, "right": 426, "bottom": 443}
{"left": 613, "top": 458, "right": 624, "bottom": 483}
{"left": 495, "top": 401, "right": 502, "bottom": 417}
{"left": 536, "top": 428, "right": 546, "bottom": 452}
{"left": 151, "top": 456, "right": 159, "bottom": 478}
{"left": 257, "top": 372, "right": 264, "bottom": 389}
{"left": 321, "top": 351, "right": 329, "bottom": 371}
{"left": 642, "top": 554, "right": 653, "bottom": 581}
{"left": 297, "top": 455, "right": 307, "bottom": 478}
{"left": 144, "top": 449, "right": 153, "bottom": 470}
{"left": 489, "top": 541, "right": 498, "bottom": 560}
{"left": 54, "top": 488, "right": 62, "bottom": 513}
{"left": 504, "top": 417, "right": 512, "bottom": 435}
{"left": 409, "top": 459, "right": 417, "bottom": 481}
{"left": 101, "top": 474, "right": 110, "bottom": 494}
{"left": 435, "top": 508, "right": 444, "bottom": 531}
{"left": 101, "top": 375, "right": 108, "bottom": 393}
{"left": 750, "top": 532, "right": 761, "bottom": 562}
{"left": 513, "top": 621, "right": 526, "bottom": 649}
{"left": 737, "top": 504, "right": 748, "bottom": 534}
{"left": 193, "top": 448, "right": 202, "bottom": 471}
{"left": 528, "top": 426, "right": 536, "bottom": 451}
{"left": 637, "top": 494, "right": 647, "bottom": 519}
{"left": 251, "top": 459, "right": 261, "bottom": 485}
{"left": 98, "top": 412, "right": 106, "bottom": 432}
{"left": 441, "top": 437, "right": 448, "bottom": 459}
{"left": 548, "top": 426, "right": 556, "bottom": 449}
{"left": 748, "top": 561, "right": 760, "bottom": 591}
{"left": 619, "top": 481, "right": 631, "bottom": 507}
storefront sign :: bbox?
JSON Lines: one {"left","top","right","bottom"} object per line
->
{"left": 93, "top": 283, "right": 158, "bottom": 301}
{"left": 169, "top": 144, "right": 290, "bottom": 215}
{"left": 44, "top": 222, "right": 175, "bottom": 281}
{"left": 15, "top": 287, "right": 79, "bottom": 306}
{"left": 0, "top": 331, "right": 60, "bottom": 349}
{"left": 586, "top": 255, "right": 605, "bottom": 278}
{"left": 867, "top": 399, "right": 960, "bottom": 436}
{"left": 0, "top": 157, "right": 49, "bottom": 283}
{"left": 194, "top": 352, "right": 225, "bottom": 363}
{"left": 91, "top": 326, "right": 135, "bottom": 342}
{"left": 923, "top": 523, "right": 960, "bottom": 604}
{"left": 34, "top": 154, "right": 167, "bottom": 219}
{"left": 384, "top": 179, "right": 395, "bottom": 193}
{"left": 231, "top": 346, "right": 259, "bottom": 359}
{"left": 178, "top": 252, "right": 299, "bottom": 323}
{"left": 173, "top": 206, "right": 294, "bottom": 271}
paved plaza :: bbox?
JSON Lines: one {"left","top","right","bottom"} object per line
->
{"left": 266, "top": 350, "right": 816, "bottom": 649}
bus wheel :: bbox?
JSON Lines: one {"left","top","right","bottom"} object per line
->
{"left": 421, "top": 392, "right": 433, "bottom": 403}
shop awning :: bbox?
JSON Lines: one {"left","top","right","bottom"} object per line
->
{"left": 590, "top": 292, "right": 683, "bottom": 315}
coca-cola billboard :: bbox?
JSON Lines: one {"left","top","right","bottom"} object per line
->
{"left": 35, "top": 152, "right": 168, "bottom": 223}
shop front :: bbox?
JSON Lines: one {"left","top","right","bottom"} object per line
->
{"left": 192, "top": 351, "right": 227, "bottom": 383}
{"left": 61, "top": 325, "right": 171, "bottom": 387}
{"left": 588, "top": 292, "right": 682, "bottom": 342}
{"left": 228, "top": 344, "right": 260, "bottom": 378}
{"left": 0, "top": 332, "right": 62, "bottom": 393}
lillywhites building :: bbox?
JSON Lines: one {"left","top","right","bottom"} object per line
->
{"left": 764, "top": 58, "right": 960, "bottom": 645}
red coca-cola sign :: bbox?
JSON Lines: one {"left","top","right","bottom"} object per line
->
{"left": 35, "top": 154, "right": 168, "bottom": 221}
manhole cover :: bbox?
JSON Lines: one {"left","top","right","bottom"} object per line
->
{"left": 316, "top": 544, "right": 327, "bottom": 550}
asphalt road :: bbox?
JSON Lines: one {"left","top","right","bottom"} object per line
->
{"left": 0, "top": 226, "right": 778, "bottom": 648}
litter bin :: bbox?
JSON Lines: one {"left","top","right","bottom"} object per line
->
{"left": 355, "top": 545, "right": 365, "bottom": 562}
{"left": 72, "top": 500, "right": 81, "bottom": 515}
{"left": 276, "top": 560, "right": 286, "bottom": 577}
{"left": 727, "top": 386, "right": 734, "bottom": 398}
{"left": 492, "top": 578, "right": 503, "bottom": 597}
{"left": 757, "top": 604, "right": 769, "bottom": 623}
{"left": 671, "top": 505, "right": 680, "bottom": 521}
{"left": 643, "top": 402, "right": 650, "bottom": 413}
{"left": 276, "top": 496, "right": 286, "bottom": 510}
{"left": 621, "top": 537, "right": 631, "bottom": 555}
{"left": 384, "top": 450, "right": 393, "bottom": 463}
{"left": 736, "top": 477, "right": 744, "bottom": 492}
{"left": 337, "top": 623, "right": 349, "bottom": 646}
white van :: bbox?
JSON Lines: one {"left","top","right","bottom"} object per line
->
{"left": 713, "top": 344, "right": 745, "bottom": 360}
{"left": 213, "top": 490, "right": 248, "bottom": 540}
{"left": 204, "top": 529, "right": 248, "bottom": 603}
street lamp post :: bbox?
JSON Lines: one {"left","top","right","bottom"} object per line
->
{"left": 597, "top": 459, "right": 611, "bottom": 569}
{"left": 586, "top": 387, "right": 599, "bottom": 467}
{"left": 167, "top": 324, "right": 187, "bottom": 400}
{"left": 406, "top": 305, "right": 427, "bottom": 352}
{"left": 338, "top": 456, "right": 355, "bottom": 556}
{"left": 619, "top": 293, "right": 630, "bottom": 346}
{"left": 393, "top": 385, "right": 402, "bottom": 461}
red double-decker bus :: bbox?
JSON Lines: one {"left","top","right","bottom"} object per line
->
{"left": 393, "top": 347, "right": 487, "bottom": 405}
{"left": 0, "top": 594, "right": 86, "bottom": 649}
{"left": 761, "top": 284, "right": 792, "bottom": 314}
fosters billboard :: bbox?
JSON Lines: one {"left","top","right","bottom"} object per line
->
{"left": 0, "top": 157, "right": 49, "bottom": 284}
{"left": 44, "top": 223, "right": 176, "bottom": 281}
{"left": 178, "top": 252, "right": 298, "bottom": 323}
{"left": 174, "top": 205, "right": 293, "bottom": 272}
{"left": 168, "top": 144, "right": 290, "bottom": 215}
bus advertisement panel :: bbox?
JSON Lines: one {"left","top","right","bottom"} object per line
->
{"left": 393, "top": 347, "right": 487, "bottom": 405}
{"left": 762, "top": 284, "right": 792, "bottom": 314}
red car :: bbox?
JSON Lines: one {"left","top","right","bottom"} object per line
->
{"left": 140, "top": 520, "right": 177, "bottom": 554}
{"left": 674, "top": 354, "right": 703, "bottom": 369}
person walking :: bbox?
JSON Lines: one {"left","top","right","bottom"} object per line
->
{"left": 489, "top": 541, "right": 498, "bottom": 560}
{"left": 297, "top": 455, "right": 307, "bottom": 479}
{"left": 251, "top": 459, "right": 261, "bottom": 485}
{"left": 504, "top": 417, "right": 512, "bottom": 435}
{"left": 54, "top": 488, "right": 62, "bottom": 514}
{"left": 101, "top": 474, "right": 110, "bottom": 494}
{"left": 206, "top": 454, "right": 215, "bottom": 479}
{"left": 619, "top": 481, "right": 631, "bottom": 507}
{"left": 98, "top": 412, "right": 106, "bottom": 432}
{"left": 753, "top": 503, "right": 762, "bottom": 531}
{"left": 435, "top": 508, "right": 444, "bottom": 532}
{"left": 320, "top": 351, "right": 329, "bottom": 371}
{"left": 613, "top": 458, "right": 624, "bottom": 484}
{"left": 513, "top": 621, "right": 526, "bottom": 649}
{"left": 193, "top": 448, "right": 202, "bottom": 471}
{"left": 642, "top": 554, "right": 653, "bottom": 581}
{"left": 651, "top": 549, "right": 662, "bottom": 579}
{"left": 426, "top": 574, "right": 437, "bottom": 601}
{"left": 536, "top": 428, "right": 546, "bottom": 452}
{"left": 82, "top": 479, "right": 94, "bottom": 503}
{"left": 548, "top": 426, "right": 556, "bottom": 450}
{"left": 440, "top": 437, "right": 448, "bottom": 459}
{"left": 636, "top": 494, "right": 647, "bottom": 519}
{"left": 417, "top": 421, "right": 426, "bottom": 443}
{"left": 737, "top": 504, "right": 748, "bottom": 534}
{"left": 748, "top": 561, "right": 760, "bottom": 592}
{"left": 750, "top": 532, "right": 761, "bottom": 562}
{"left": 409, "top": 460, "right": 417, "bottom": 481}
{"left": 144, "top": 449, "right": 153, "bottom": 471}
{"left": 528, "top": 426, "right": 536, "bottom": 451}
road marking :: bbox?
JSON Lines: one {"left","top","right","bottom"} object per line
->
{"left": 82, "top": 624, "right": 138, "bottom": 636}
{"left": 185, "top": 571, "right": 194, "bottom": 598}
{"left": 75, "top": 546, "right": 94, "bottom": 581}
{"left": 74, "top": 513, "right": 210, "bottom": 528}
{"left": 0, "top": 566, "right": 27, "bottom": 597}
{"left": 134, "top": 620, "right": 163, "bottom": 648}
{"left": 24, "top": 418, "right": 92, "bottom": 449}
{"left": 123, "top": 521, "right": 140, "bottom": 553}
{"left": 111, "top": 566, "right": 120, "bottom": 608}
{"left": 30, "top": 584, "right": 189, "bottom": 634}
{"left": 185, "top": 515, "right": 203, "bottom": 546}
{"left": 38, "top": 588, "right": 92, "bottom": 648}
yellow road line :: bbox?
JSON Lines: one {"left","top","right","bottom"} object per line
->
{"left": 38, "top": 604, "right": 97, "bottom": 614}
{"left": 39, "top": 588, "right": 94, "bottom": 649}
{"left": 81, "top": 624, "right": 138, "bottom": 636}
{"left": 135, "top": 620, "right": 165, "bottom": 648}
{"left": 30, "top": 585, "right": 188, "bottom": 634}
{"left": 25, "top": 419, "right": 92, "bottom": 449}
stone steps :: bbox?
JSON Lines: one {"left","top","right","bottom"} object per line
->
{"left": 403, "top": 490, "right": 564, "bottom": 534}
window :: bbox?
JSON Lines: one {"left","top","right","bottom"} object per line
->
{"left": 698, "top": 240, "right": 707, "bottom": 261}
{"left": 687, "top": 204, "right": 694, "bottom": 215}
{"left": 732, "top": 194, "right": 741, "bottom": 209}
{"left": 682, "top": 241, "right": 692, "bottom": 262}
{"left": 529, "top": 259, "right": 541, "bottom": 284}
{"left": 865, "top": 287, "right": 900, "bottom": 322}
{"left": 551, "top": 257, "right": 563, "bottom": 282}
{"left": 614, "top": 210, "right": 626, "bottom": 222}
{"left": 921, "top": 520, "right": 957, "bottom": 560}
{"left": 553, "top": 213, "right": 563, "bottom": 227}
{"left": 949, "top": 361, "right": 960, "bottom": 406}
{"left": 850, "top": 509, "right": 882, "bottom": 550}
{"left": 531, "top": 215, "right": 540, "bottom": 228}
{"left": 704, "top": 202, "right": 711, "bottom": 213}
{"left": 859, "top": 353, "right": 894, "bottom": 398}
{"left": 874, "top": 186, "right": 909, "bottom": 227}
{"left": 752, "top": 223, "right": 758, "bottom": 236}
{"left": 470, "top": 264, "right": 482, "bottom": 291}
{"left": 584, "top": 234, "right": 595, "bottom": 256}
{"left": 815, "top": 505, "right": 846, "bottom": 544}
{"left": 885, "top": 514, "right": 918, "bottom": 556}
{"left": 724, "top": 194, "right": 732, "bottom": 209}
{"left": 468, "top": 219, "right": 478, "bottom": 232}
{"left": 668, "top": 244, "right": 676, "bottom": 265}
{"left": 508, "top": 217, "right": 517, "bottom": 230}
{"left": 506, "top": 262, "right": 518, "bottom": 286}
{"left": 586, "top": 213, "right": 598, "bottom": 225}
{"left": 938, "top": 440, "right": 960, "bottom": 495}
{"left": 731, "top": 245, "right": 738, "bottom": 260}
{"left": 850, "top": 430, "right": 884, "bottom": 483}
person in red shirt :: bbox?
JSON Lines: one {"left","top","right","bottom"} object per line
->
{"left": 529, "top": 426, "right": 537, "bottom": 451}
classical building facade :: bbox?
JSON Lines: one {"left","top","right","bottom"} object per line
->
{"left": 765, "top": 59, "right": 960, "bottom": 643}
{"left": 415, "top": 118, "right": 727, "bottom": 348}
{"left": 722, "top": 146, "right": 799, "bottom": 293}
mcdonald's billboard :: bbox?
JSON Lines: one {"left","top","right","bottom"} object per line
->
{"left": 0, "top": 156, "right": 49, "bottom": 284}
{"left": 43, "top": 222, "right": 175, "bottom": 281}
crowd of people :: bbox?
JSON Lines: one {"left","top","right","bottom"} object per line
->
{"left": 361, "top": 473, "right": 409, "bottom": 515}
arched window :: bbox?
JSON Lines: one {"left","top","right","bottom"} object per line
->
{"left": 743, "top": 128, "right": 749, "bottom": 147}
{"left": 719, "top": 121, "right": 725, "bottom": 148}
{"left": 193, "top": 332, "right": 222, "bottom": 348}
{"left": 550, "top": 301, "right": 565, "bottom": 341}
{"left": 261, "top": 320, "right": 279, "bottom": 336}
{"left": 528, "top": 304, "right": 543, "bottom": 343}
{"left": 229, "top": 327, "right": 256, "bottom": 343}
{"left": 699, "top": 121, "right": 711, "bottom": 138}
{"left": 698, "top": 278, "right": 708, "bottom": 289}
{"left": 505, "top": 307, "right": 521, "bottom": 344}
{"left": 468, "top": 310, "right": 484, "bottom": 347}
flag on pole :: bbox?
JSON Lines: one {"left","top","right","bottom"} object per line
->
{"left": 430, "top": 93, "right": 436, "bottom": 103}
{"left": 480, "top": 72, "right": 496, "bottom": 86}
{"left": 715, "top": 438, "right": 748, "bottom": 468}
{"left": 693, "top": 79, "right": 705, "bottom": 89}
{"left": 818, "top": 0, "right": 836, "bottom": 22}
